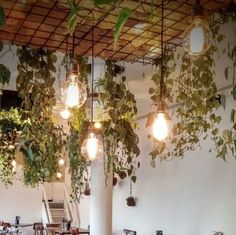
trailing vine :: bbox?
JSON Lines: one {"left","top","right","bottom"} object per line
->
{"left": 67, "top": 55, "right": 90, "bottom": 201}
{"left": 214, "top": 12, "right": 236, "bottom": 160}
{"left": 0, "top": 108, "right": 23, "bottom": 185}
{"left": 15, "top": 46, "right": 65, "bottom": 186}
{"left": 148, "top": 11, "right": 236, "bottom": 163}
{"left": 97, "top": 60, "right": 140, "bottom": 183}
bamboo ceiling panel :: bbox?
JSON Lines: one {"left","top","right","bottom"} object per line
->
{"left": 0, "top": 0, "right": 231, "bottom": 63}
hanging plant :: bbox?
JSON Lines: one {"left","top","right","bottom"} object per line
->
{"left": 97, "top": 60, "right": 140, "bottom": 182}
{"left": 67, "top": 55, "right": 90, "bottom": 201}
{"left": 66, "top": 0, "right": 155, "bottom": 46}
{"left": 0, "top": 108, "right": 23, "bottom": 185}
{"left": 214, "top": 12, "right": 236, "bottom": 160}
{"left": 15, "top": 46, "right": 65, "bottom": 186}
{"left": 148, "top": 22, "right": 225, "bottom": 163}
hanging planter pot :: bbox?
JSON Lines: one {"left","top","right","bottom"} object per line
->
{"left": 126, "top": 179, "right": 136, "bottom": 207}
{"left": 84, "top": 186, "right": 91, "bottom": 196}
{"left": 126, "top": 196, "right": 136, "bottom": 207}
{"left": 118, "top": 170, "right": 127, "bottom": 180}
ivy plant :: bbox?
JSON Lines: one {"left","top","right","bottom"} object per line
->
{"left": 97, "top": 60, "right": 140, "bottom": 182}
{"left": 148, "top": 24, "right": 224, "bottom": 163}
{"left": 0, "top": 108, "right": 23, "bottom": 185}
{"left": 16, "top": 46, "right": 65, "bottom": 186}
{"left": 214, "top": 13, "right": 236, "bottom": 160}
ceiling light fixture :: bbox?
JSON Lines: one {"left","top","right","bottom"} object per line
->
{"left": 183, "top": 0, "right": 211, "bottom": 56}
{"left": 152, "top": 0, "right": 171, "bottom": 141}
{"left": 81, "top": 26, "right": 103, "bottom": 161}
{"left": 61, "top": 31, "right": 87, "bottom": 109}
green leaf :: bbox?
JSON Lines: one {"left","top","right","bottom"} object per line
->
{"left": 0, "top": 6, "right": 5, "bottom": 28}
{"left": 222, "top": 129, "right": 231, "bottom": 142}
{"left": 131, "top": 175, "right": 137, "bottom": 183}
{"left": 114, "top": 8, "right": 132, "bottom": 47}
{"left": 231, "top": 109, "right": 236, "bottom": 123}
{"left": 224, "top": 67, "right": 229, "bottom": 80}
{"left": 0, "top": 64, "right": 11, "bottom": 86}
{"left": 67, "top": 4, "right": 80, "bottom": 35}
{"left": 94, "top": 0, "right": 116, "bottom": 5}
{"left": 231, "top": 86, "right": 236, "bottom": 100}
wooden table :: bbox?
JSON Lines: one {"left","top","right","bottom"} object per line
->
{"left": 10, "top": 223, "right": 33, "bottom": 227}
{"left": 55, "top": 228, "right": 90, "bottom": 235}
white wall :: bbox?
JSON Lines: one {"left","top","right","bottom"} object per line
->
{"left": 0, "top": 180, "right": 42, "bottom": 234}
{"left": 112, "top": 95, "right": 236, "bottom": 235}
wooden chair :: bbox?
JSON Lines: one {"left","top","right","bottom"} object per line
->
{"left": 123, "top": 229, "right": 137, "bottom": 235}
{"left": 70, "top": 227, "right": 79, "bottom": 235}
{"left": 33, "top": 223, "right": 45, "bottom": 235}
{"left": 46, "top": 223, "right": 61, "bottom": 235}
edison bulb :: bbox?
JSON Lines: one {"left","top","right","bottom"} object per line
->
{"left": 94, "top": 121, "right": 102, "bottom": 129}
{"left": 58, "top": 158, "right": 65, "bottom": 165}
{"left": 152, "top": 112, "right": 168, "bottom": 141}
{"left": 183, "top": 17, "right": 211, "bottom": 56}
{"left": 57, "top": 172, "right": 62, "bottom": 179}
{"left": 61, "top": 73, "right": 87, "bottom": 108}
{"left": 81, "top": 132, "right": 103, "bottom": 161}
{"left": 59, "top": 108, "right": 71, "bottom": 120}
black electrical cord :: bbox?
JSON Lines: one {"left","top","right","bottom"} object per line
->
{"left": 160, "top": 0, "right": 164, "bottom": 103}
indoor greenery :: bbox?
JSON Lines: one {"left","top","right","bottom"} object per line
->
{"left": 97, "top": 60, "right": 140, "bottom": 183}
{"left": 66, "top": 0, "right": 156, "bottom": 46}
{"left": 67, "top": 58, "right": 140, "bottom": 200}
{"left": 148, "top": 11, "right": 236, "bottom": 164}
{"left": 15, "top": 46, "right": 65, "bottom": 186}
{"left": 0, "top": 108, "right": 23, "bottom": 185}
{"left": 0, "top": 5, "right": 10, "bottom": 91}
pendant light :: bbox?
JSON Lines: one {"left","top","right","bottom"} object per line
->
{"left": 183, "top": 0, "right": 211, "bottom": 56}
{"left": 81, "top": 26, "right": 103, "bottom": 161}
{"left": 61, "top": 31, "right": 87, "bottom": 109}
{"left": 152, "top": 0, "right": 171, "bottom": 141}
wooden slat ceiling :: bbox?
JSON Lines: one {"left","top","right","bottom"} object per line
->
{"left": 0, "top": 0, "right": 231, "bottom": 63}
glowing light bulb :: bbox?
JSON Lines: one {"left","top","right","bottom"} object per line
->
{"left": 81, "top": 132, "right": 103, "bottom": 161}
{"left": 61, "top": 73, "right": 87, "bottom": 109}
{"left": 183, "top": 17, "right": 211, "bottom": 56}
{"left": 57, "top": 172, "right": 62, "bottom": 179}
{"left": 152, "top": 112, "right": 168, "bottom": 141}
{"left": 58, "top": 158, "right": 65, "bottom": 166}
{"left": 190, "top": 25, "right": 204, "bottom": 53}
{"left": 94, "top": 122, "right": 102, "bottom": 129}
{"left": 66, "top": 81, "right": 80, "bottom": 108}
{"left": 59, "top": 108, "right": 71, "bottom": 120}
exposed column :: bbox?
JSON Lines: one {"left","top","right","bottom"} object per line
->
{"left": 90, "top": 160, "right": 113, "bottom": 235}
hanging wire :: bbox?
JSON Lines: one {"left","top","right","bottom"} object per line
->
{"left": 91, "top": 25, "right": 94, "bottom": 123}
{"left": 160, "top": 0, "right": 164, "bottom": 102}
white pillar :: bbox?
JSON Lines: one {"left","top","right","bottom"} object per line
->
{"left": 90, "top": 160, "right": 113, "bottom": 235}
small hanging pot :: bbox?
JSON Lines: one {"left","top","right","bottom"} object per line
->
{"left": 126, "top": 179, "right": 136, "bottom": 207}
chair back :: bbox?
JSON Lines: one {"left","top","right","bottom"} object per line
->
{"left": 123, "top": 229, "right": 137, "bottom": 235}
{"left": 33, "top": 223, "right": 44, "bottom": 235}
{"left": 70, "top": 227, "right": 79, "bottom": 235}
{"left": 156, "top": 230, "right": 163, "bottom": 235}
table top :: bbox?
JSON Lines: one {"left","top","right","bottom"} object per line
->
{"left": 55, "top": 228, "right": 90, "bottom": 235}
{"left": 10, "top": 223, "right": 33, "bottom": 227}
